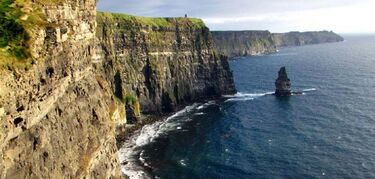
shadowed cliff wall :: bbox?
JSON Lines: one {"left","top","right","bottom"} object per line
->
{"left": 96, "top": 12, "right": 236, "bottom": 114}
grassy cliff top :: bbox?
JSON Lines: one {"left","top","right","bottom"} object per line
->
{"left": 97, "top": 12, "right": 206, "bottom": 29}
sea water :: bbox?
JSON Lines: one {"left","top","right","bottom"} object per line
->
{"left": 119, "top": 35, "right": 375, "bottom": 178}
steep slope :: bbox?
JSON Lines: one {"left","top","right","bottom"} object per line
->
{"left": 211, "top": 30, "right": 277, "bottom": 58}
{"left": 272, "top": 31, "right": 344, "bottom": 47}
{"left": 0, "top": 1, "right": 236, "bottom": 178}
{"left": 0, "top": 0, "right": 123, "bottom": 178}
{"left": 96, "top": 12, "right": 236, "bottom": 114}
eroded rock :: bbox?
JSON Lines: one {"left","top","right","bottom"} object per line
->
{"left": 275, "top": 67, "right": 292, "bottom": 97}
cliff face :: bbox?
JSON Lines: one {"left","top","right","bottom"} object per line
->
{"left": 0, "top": 0, "right": 123, "bottom": 178}
{"left": 0, "top": 1, "right": 236, "bottom": 178}
{"left": 96, "top": 12, "right": 236, "bottom": 114}
{"left": 272, "top": 31, "right": 344, "bottom": 47}
{"left": 212, "top": 31, "right": 277, "bottom": 58}
{"left": 212, "top": 30, "right": 344, "bottom": 58}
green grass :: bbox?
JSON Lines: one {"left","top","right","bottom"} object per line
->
{"left": 97, "top": 11, "right": 206, "bottom": 29}
{"left": 114, "top": 93, "right": 138, "bottom": 106}
{"left": 124, "top": 94, "right": 138, "bottom": 105}
{"left": 0, "top": 0, "right": 61, "bottom": 69}
{"left": 0, "top": 0, "right": 29, "bottom": 59}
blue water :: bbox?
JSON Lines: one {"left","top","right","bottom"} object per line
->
{"left": 123, "top": 35, "right": 375, "bottom": 178}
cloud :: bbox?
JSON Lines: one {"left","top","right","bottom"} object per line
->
{"left": 97, "top": 0, "right": 375, "bottom": 33}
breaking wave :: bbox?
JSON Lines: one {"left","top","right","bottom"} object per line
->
{"left": 302, "top": 88, "right": 317, "bottom": 92}
{"left": 119, "top": 101, "right": 216, "bottom": 179}
{"left": 224, "top": 88, "right": 317, "bottom": 102}
{"left": 223, "top": 92, "right": 274, "bottom": 102}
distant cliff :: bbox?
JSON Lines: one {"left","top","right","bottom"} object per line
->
{"left": 212, "top": 30, "right": 344, "bottom": 58}
{"left": 211, "top": 31, "right": 276, "bottom": 58}
{"left": 272, "top": 31, "right": 344, "bottom": 47}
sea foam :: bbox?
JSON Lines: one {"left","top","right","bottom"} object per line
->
{"left": 119, "top": 102, "right": 214, "bottom": 179}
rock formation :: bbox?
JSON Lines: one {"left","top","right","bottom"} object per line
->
{"left": 275, "top": 67, "right": 292, "bottom": 97}
{"left": 0, "top": 1, "right": 236, "bottom": 178}
{"left": 212, "top": 30, "right": 344, "bottom": 58}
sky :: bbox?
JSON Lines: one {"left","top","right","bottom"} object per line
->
{"left": 98, "top": 0, "right": 375, "bottom": 33}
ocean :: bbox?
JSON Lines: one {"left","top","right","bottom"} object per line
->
{"left": 119, "top": 35, "right": 375, "bottom": 178}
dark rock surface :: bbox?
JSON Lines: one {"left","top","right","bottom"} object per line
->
{"left": 275, "top": 67, "right": 292, "bottom": 97}
{"left": 97, "top": 12, "right": 236, "bottom": 114}
{"left": 125, "top": 104, "right": 138, "bottom": 124}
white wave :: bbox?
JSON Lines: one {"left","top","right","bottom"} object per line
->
{"left": 119, "top": 101, "right": 217, "bottom": 179}
{"left": 135, "top": 123, "right": 161, "bottom": 146}
{"left": 197, "top": 100, "right": 216, "bottom": 110}
{"left": 196, "top": 105, "right": 205, "bottom": 110}
{"left": 302, "top": 88, "right": 317, "bottom": 92}
{"left": 179, "top": 159, "right": 187, "bottom": 167}
{"left": 194, "top": 112, "right": 205, "bottom": 115}
{"left": 223, "top": 91, "right": 273, "bottom": 102}
{"left": 223, "top": 92, "right": 273, "bottom": 98}
{"left": 225, "top": 97, "right": 254, "bottom": 102}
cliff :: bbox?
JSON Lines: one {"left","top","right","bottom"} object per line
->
{"left": 212, "top": 30, "right": 344, "bottom": 58}
{"left": 0, "top": 1, "right": 235, "bottom": 179}
{"left": 272, "top": 31, "right": 344, "bottom": 47}
{"left": 96, "top": 12, "right": 236, "bottom": 114}
{"left": 211, "top": 30, "right": 277, "bottom": 58}
{"left": 0, "top": 0, "right": 123, "bottom": 178}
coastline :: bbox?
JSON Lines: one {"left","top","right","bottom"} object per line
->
{"left": 117, "top": 101, "right": 220, "bottom": 178}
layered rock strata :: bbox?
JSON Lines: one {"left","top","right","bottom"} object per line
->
{"left": 0, "top": 2, "right": 236, "bottom": 179}
{"left": 0, "top": 0, "right": 124, "bottom": 178}
{"left": 96, "top": 12, "right": 236, "bottom": 114}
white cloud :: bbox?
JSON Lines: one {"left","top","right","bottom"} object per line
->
{"left": 204, "top": 0, "right": 375, "bottom": 33}
{"left": 98, "top": 0, "right": 375, "bottom": 33}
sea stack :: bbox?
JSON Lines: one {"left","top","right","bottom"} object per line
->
{"left": 275, "top": 67, "right": 292, "bottom": 96}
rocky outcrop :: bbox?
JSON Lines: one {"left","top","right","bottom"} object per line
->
{"left": 275, "top": 67, "right": 292, "bottom": 97}
{"left": 96, "top": 12, "right": 236, "bottom": 114}
{"left": 272, "top": 31, "right": 344, "bottom": 47}
{"left": 0, "top": 1, "right": 236, "bottom": 178}
{"left": 212, "top": 30, "right": 344, "bottom": 58}
{"left": 211, "top": 30, "right": 277, "bottom": 58}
